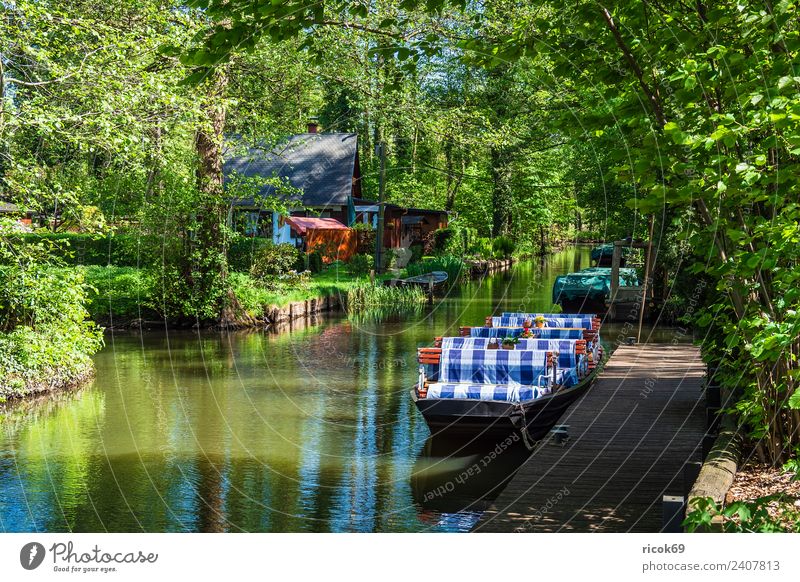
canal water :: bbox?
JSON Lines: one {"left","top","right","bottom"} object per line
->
{"left": 0, "top": 246, "right": 682, "bottom": 532}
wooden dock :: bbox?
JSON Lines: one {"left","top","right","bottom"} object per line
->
{"left": 473, "top": 344, "right": 706, "bottom": 532}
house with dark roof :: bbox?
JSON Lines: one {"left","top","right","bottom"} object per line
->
{"left": 224, "top": 122, "right": 361, "bottom": 245}
{"left": 353, "top": 201, "right": 448, "bottom": 249}
{"left": 0, "top": 201, "right": 35, "bottom": 229}
{"left": 223, "top": 121, "right": 447, "bottom": 250}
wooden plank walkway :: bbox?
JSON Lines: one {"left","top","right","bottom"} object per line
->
{"left": 473, "top": 344, "right": 706, "bottom": 532}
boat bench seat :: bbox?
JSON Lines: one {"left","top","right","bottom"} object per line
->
{"left": 432, "top": 338, "right": 588, "bottom": 371}
{"left": 425, "top": 382, "right": 550, "bottom": 403}
{"left": 461, "top": 326, "right": 593, "bottom": 341}
{"left": 488, "top": 316, "right": 600, "bottom": 330}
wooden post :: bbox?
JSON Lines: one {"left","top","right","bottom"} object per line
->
{"left": 706, "top": 382, "right": 721, "bottom": 409}
{"left": 706, "top": 407, "right": 721, "bottom": 433}
{"left": 609, "top": 241, "right": 622, "bottom": 320}
{"left": 662, "top": 495, "right": 685, "bottom": 533}
{"left": 637, "top": 215, "right": 655, "bottom": 343}
{"left": 375, "top": 142, "right": 386, "bottom": 273}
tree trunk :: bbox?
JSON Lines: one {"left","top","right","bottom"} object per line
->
{"left": 193, "top": 68, "right": 254, "bottom": 328}
{"left": 491, "top": 147, "right": 512, "bottom": 236}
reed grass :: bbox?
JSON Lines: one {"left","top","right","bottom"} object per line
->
{"left": 346, "top": 283, "right": 426, "bottom": 312}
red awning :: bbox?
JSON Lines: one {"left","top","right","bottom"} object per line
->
{"left": 285, "top": 216, "right": 349, "bottom": 235}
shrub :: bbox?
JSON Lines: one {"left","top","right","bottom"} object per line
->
{"left": 249, "top": 242, "right": 302, "bottom": 281}
{"left": 352, "top": 222, "right": 376, "bottom": 255}
{"left": 409, "top": 243, "right": 424, "bottom": 263}
{"left": 83, "top": 266, "right": 155, "bottom": 319}
{"left": 348, "top": 253, "right": 374, "bottom": 276}
{"left": 0, "top": 222, "right": 103, "bottom": 399}
{"left": 467, "top": 236, "right": 493, "bottom": 259}
{"left": 308, "top": 251, "right": 323, "bottom": 274}
{"left": 492, "top": 236, "right": 516, "bottom": 258}
{"left": 432, "top": 227, "right": 455, "bottom": 254}
{"left": 228, "top": 236, "right": 273, "bottom": 272}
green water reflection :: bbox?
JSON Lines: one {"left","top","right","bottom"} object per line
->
{"left": 0, "top": 247, "right": 686, "bottom": 532}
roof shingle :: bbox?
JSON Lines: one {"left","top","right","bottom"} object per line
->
{"left": 224, "top": 133, "right": 358, "bottom": 208}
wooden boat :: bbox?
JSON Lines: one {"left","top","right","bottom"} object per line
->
{"left": 401, "top": 270, "right": 449, "bottom": 289}
{"left": 411, "top": 366, "right": 601, "bottom": 447}
{"left": 411, "top": 314, "right": 604, "bottom": 448}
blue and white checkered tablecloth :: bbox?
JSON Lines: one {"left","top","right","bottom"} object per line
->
{"left": 426, "top": 382, "right": 540, "bottom": 402}
{"left": 439, "top": 348, "right": 550, "bottom": 385}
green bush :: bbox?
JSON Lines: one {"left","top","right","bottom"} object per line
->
{"left": 228, "top": 236, "right": 273, "bottom": 272}
{"left": 12, "top": 232, "right": 146, "bottom": 267}
{"left": 249, "top": 242, "right": 302, "bottom": 281}
{"left": 83, "top": 266, "right": 155, "bottom": 319}
{"left": 432, "top": 227, "right": 455, "bottom": 254}
{"left": 308, "top": 251, "right": 323, "bottom": 274}
{"left": 0, "top": 223, "right": 103, "bottom": 399}
{"left": 352, "top": 222, "right": 376, "bottom": 255}
{"left": 409, "top": 243, "right": 424, "bottom": 263}
{"left": 467, "top": 236, "right": 493, "bottom": 259}
{"left": 348, "top": 253, "right": 374, "bottom": 276}
{"left": 492, "top": 236, "right": 516, "bottom": 258}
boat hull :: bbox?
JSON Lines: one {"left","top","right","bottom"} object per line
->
{"left": 412, "top": 366, "right": 599, "bottom": 441}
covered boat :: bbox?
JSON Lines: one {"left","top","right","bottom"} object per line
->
{"left": 412, "top": 312, "right": 604, "bottom": 447}
{"left": 400, "top": 271, "right": 449, "bottom": 289}
{"left": 552, "top": 267, "right": 639, "bottom": 307}
{"left": 591, "top": 243, "right": 629, "bottom": 267}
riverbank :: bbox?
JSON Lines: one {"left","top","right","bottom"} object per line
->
{"left": 0, "top": 365, "right": 95, "bottom": 404}
{"left": 0, "top": 324, "right": 102, "bottom": 403}
{"left": 261, "top": 257, "right": 517, "bottom": 328}
{"left": 92, "top": 255, "right": 521, "bottom": 331}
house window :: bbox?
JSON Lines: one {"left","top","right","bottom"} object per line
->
{"left": 234, "top": 211, "right": 273, "bottom": 238}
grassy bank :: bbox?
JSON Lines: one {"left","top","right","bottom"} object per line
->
{"left": 0, "top": 332, "right": 98, "bottom": 402}
{"left": 83, "top": 264, "right": 417, "bottom": 322}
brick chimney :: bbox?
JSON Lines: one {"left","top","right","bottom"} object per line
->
{"left": 307, "top": 117, "right": 319, "bottom": 133}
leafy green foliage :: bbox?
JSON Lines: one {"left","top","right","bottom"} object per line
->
{"left": 83, "top": 266, "right": 155, "bottom": 319}
{"left": 432, "top": 227, "right": 456, "bottom": 254}
{"left": 12, "top": 232, "right": 145, "bottom": 267}
{"left": 684, "top": 496, "right": 800, "bottom": 533}
{"left": 249, "top": 243, "right": 303, "bottom": 281}
{"left": 0, "top": 220, "right": 103, "bottom": 398}
{"left": 492, "top": 236, "right": 516, "bottom": 258}
{"left": 227, "top": 237, "right": 274, "bottom": 272}
{"left": 347, "top": 253, "right": 374, "bottom": 276}
{"left": 307, "top": 251, "right": 323, "bottom": 274}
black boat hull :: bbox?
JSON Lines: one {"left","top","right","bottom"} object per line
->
{"left": 412, "top": 365, "right": 599, "bottom": 441}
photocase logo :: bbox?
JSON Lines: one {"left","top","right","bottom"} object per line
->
{"left": 20, "top": 542, "right": 46, "bottom": 570}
